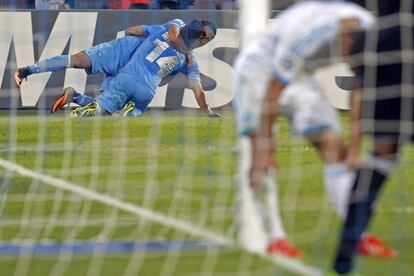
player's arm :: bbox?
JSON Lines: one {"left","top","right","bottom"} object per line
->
{"left": 125, "top": 25, "right": 147, "bottom": 37}
{"left": 345, "top": 30, "right": 367, "bottom": 169}
{"left": 189, "top": 79, "right": 221, "bottom": 118}
{"left": 346, "top": 86, "right": 362, "bottom": 169}
{"left": 168, "top": 24, "right": 193, "bottom": 67}
{"left": 250, "top": 77, "right": 284, "bottom": 188}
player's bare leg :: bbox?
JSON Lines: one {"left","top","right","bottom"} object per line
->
{"left": 70, "top": 52, "right": 92, "bottom": 69}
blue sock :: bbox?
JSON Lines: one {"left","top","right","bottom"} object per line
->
{"left": 29, "top": 55, "right": 70, "bottom": 74}
{"left": 74, "top": 93, "right": 95, "bottom": 107}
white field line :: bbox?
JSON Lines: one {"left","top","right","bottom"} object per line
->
{"left": 4, "top": 194, "right": 414, "bottom": 214}
{"left": 0, "top": 158, "right": 322, "bottom": 276}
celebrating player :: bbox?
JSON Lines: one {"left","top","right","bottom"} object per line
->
{"left": 13, "top": 19, "right": 219, "bottom": 117}
{"left": 13, "top": 19, "right": 187, "bottom": 89}
{"left": 60, "top": 19, "right": 220, "bottom": 118}
{"left": 234, "top": 0, "right": 394, "bottom": 258}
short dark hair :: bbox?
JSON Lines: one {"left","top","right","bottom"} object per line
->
{"left": 181, "top": 20, "right": 217, "bottom": 47}
{"left": 201, "top": 20, "right": 217, "bottom": 35}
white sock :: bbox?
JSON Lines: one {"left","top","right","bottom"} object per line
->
{"left": 237, "top": 137, "right": 267, "bottom": 253}
{"left": 265, "top": 169, "right": 287, "bottom": 241}
{"left": 324, "top": 163, "right": 355, "bottom": 219}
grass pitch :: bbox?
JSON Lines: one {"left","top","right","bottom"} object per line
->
{"left": 0, "top": 109, "right": 412, "bottom": 275}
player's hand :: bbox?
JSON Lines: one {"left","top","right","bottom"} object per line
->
{"left": 207, "top": 110, "right": 222, "bottom": 118}
{"left": 186, "top": 53, "right": 193, "bottom": 67}
{"left": 250, "top": 149, "right": 274, "bottom": 189}
{"left": 13, "top": 70, "right": 25, "bottom": 87}
{"left": 250, "top": 167, "right": 267, "bottom": 189}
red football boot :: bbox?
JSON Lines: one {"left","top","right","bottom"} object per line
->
{"left": 357, "top": 234, "right": 397, "bottom": 259}
{"left": 267, "top": 238, "right": 303, "bottom": 258}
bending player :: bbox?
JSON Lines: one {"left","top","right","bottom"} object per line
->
{"left": 58, "top": 20, "right": 220, "bottom": 118}
{"left": 234, "top": 0, "right": 394, "bottom": 258}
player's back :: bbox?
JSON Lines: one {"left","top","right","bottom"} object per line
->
{"left": 87, "top": 19, "right": 185, "bottom": 77}
{"left": 119, "top": 29, "right": 187, "bottom": 91}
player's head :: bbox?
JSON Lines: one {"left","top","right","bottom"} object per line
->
{"left": 181, "top": 20, "right": 217, "bottom": 49}
{"left": 337, "top": 15, "right": 373, "bottom": 57}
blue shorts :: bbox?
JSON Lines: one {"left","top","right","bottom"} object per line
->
{"left": 84, "top": 36, "right": 144, "bottom": 76}
{"left": 96, "top": 73, "right": 155, "bottom": 115}
{"left": 100, "top": 75, "right": 113, "bottom": 92}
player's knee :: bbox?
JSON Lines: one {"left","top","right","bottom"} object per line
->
{"left": 70, "top": 52, "right": 91, "bottom": 69}
{"left": 311, "top": 130, "right": 343, "bottom": 163}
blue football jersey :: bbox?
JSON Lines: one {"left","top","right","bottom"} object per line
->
{"left": 112, "top": 18, "right": 186, "bottom": 75}
{"left": 84, "top": 19, "right": 185, "bottom": 76}
{"left": 119, "top": 28, "right": 201, "bottom": 91}
{"left": 141, "top": 19, "right": 185, "bottom": 38}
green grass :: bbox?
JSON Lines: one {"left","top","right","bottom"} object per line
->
{"left": 0, "top": 109, "right": 412, "bottom": 275}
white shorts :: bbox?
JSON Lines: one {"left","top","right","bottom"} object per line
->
{"left": 234, "top": 73, "right": 270, "bottom": 135}
{"left": 234, "top": 74, "right": 341, "bottom": 136}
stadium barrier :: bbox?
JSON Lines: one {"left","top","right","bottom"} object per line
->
{"left": 0, "top": 10, "right": 354, "bottom": 110}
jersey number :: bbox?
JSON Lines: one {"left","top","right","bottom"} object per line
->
{"left": 145, "top": 38, "right": 180, "bottom": 77}
{"left": 145, "top": 39, "right": 169, "bottom": 63}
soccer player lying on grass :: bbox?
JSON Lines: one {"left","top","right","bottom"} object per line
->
{"left": 14, "top": 19, "right": 219, "bottom": 118}
{"left": 57, "top": 20, "right": 220, "bottom": 118}
{"left": 234, "top": 0, "right": 395, "bottom": 258}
